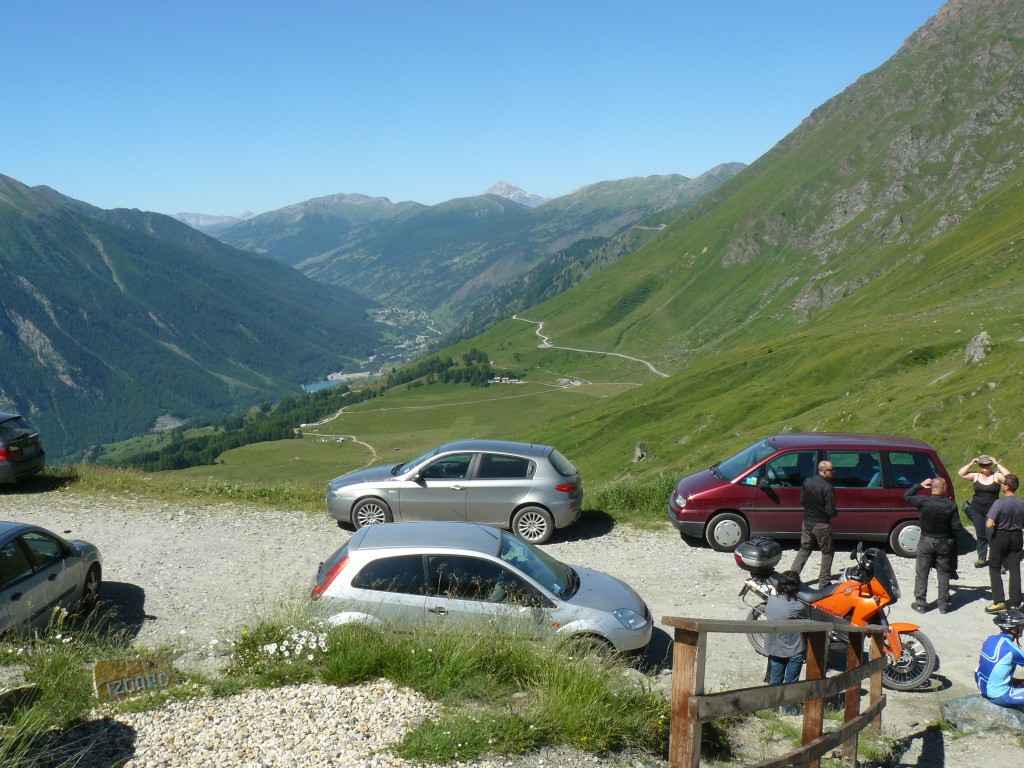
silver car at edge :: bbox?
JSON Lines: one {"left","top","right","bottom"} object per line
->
{"left": 0, "top": 522, "right": 102, "bottom": 636}
{"left": 311, "top": 521, "right": 652, "bottom": 653}
{"left": 326, "top": 439, "right": 583, "bottom": 544}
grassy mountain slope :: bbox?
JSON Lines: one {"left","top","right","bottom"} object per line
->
{"left": 0, "top": 175, "right": 380, "bottom": 459}
{"left": 436, "top": 0, "right": 1024, "bottom": 482}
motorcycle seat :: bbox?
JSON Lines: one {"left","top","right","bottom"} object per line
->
{"left": 796, "top": 583, "right": 838, "bottom": 603}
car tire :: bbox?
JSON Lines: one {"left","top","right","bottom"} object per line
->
{"left": 352, "top": 498, "right": 393, "bottom": 529}
{"left": 705, "top": 512, "right": 749, "bottom": 552}
{"left": 889, "top": 520, "right": 920, "bottom": 558}
{"left": 512, "top": 506, "right": 554, "bottom": 544}
{"left": 80, "top": 564, "right": 101, "bottom": 613}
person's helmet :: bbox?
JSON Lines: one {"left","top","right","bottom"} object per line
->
{"left": 993, "top": 609, "right": 1024, "bottom": 632}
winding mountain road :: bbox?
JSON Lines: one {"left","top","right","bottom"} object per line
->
{"left": 513, "top": 314, "right": 669, "bottom": 378}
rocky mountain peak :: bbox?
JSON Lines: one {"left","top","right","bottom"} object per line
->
{"left": 483, "top": 181, "right": 548, "bottom": 208}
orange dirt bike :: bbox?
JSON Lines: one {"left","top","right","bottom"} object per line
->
{"left": 736, "top": 538, "right": 937, "bottom": 691}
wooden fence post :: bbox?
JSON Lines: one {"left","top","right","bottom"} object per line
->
{"left": 801, "top": 630, "right": 827, "bottom": 768}
{"left": 842, "top": 634, "right": 864, "bottom": 765}
{"left": 669, "top": 625, "right": 706, "bottom": 768}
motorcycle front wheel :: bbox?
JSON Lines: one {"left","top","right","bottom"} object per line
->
{"left": 882, "top": 629, "right": 937, "bottom": 691}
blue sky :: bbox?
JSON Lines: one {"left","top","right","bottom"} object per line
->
{"left": 3, "top": 1, "right": 945, "bottom": 216}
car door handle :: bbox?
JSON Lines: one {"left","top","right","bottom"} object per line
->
{"left": 48, "top": 573, "right": 58, "bottom": 581}
{"left": 450, "top": 484, "right": 466, "bottom": 490}
{"left": 427, "top": 606, "right": 448, "bottom": 616}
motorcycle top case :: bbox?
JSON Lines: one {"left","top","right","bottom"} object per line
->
{"left": 734, "top": 537, "right": 783, "bottom": 577}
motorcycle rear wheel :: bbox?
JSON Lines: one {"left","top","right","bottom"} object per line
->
{"left": 882, "top": 629, "right": 936, "bottom": 691}
{"left": 746, "top": 603, "right": 768, "bottom": 657}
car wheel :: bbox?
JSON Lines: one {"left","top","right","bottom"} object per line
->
{"left": 80, "top": 564, "right": 101, "bottom": 613}
{"left": 564, "top": 634, "right": 615, "bottom": 656}
{"left": 352, "top": 498, "right": 393, "bottom": 529}
{"left": 889, "top": 520, "right": 920, "bottom": 558}
{"left": 705, "top": 512, "right": 749, "bottom": 552}
{"left": 512, "top": 506, "right": 554, "bottom": 544}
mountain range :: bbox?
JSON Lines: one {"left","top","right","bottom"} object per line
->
{"left": 1, "top": 169, "right": 730, "bottom": 459}
{"left": 209, "top": 166, "right": 744, "bottom": 328}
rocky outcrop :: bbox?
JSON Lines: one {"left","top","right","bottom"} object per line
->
{"left": 940, "top": 693, "right": 1024, "bottom": 732}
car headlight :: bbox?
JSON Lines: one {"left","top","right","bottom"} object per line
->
{"left": 612, "top": 608, "right": 647, "bottom": 631}
{"left": 674, "top": 494, "right": 686, "bottom": 509}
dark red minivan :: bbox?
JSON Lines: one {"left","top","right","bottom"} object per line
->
{"left": 667, "top": 433, "right": 954, "bottom": 557}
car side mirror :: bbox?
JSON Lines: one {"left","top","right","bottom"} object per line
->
{"left": 66, "top": 544, "right": 82, "bottom": 557}
{"left": 757, "top": 477, "right": 771, "bottom": 489}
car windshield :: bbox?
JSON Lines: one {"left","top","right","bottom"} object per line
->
{"left": 394, "top": 447, "right": 442, "bottom": 475}
{"left": 498, "top": 532, "right": 575, "bottom": 598}
{"left": 715, "top": 439, "right": 777, "bottom": 482}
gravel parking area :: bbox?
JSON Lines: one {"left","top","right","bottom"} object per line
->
{"left": 3, "top": 488, "right": 1015, "bottom": 766}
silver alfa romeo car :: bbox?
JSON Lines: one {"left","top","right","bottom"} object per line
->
{"left": 311, "top": 521, "right": 652, "bottom": 653}
{"left": 326, "top": 439, "right": 583, "bottom": 544}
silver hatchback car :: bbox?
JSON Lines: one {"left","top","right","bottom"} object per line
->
{"left": 326, "top": 439, "right": 583, "bottom": 544}
{"left": 311, "top": 522, "right": 652, "bottom": 653}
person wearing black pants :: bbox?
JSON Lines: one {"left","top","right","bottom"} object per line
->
{"left": 958, "top": 455, "right": 1008, "bottom": 567}
{"left": 903, "top": 477, "right": 961, "bottom": 614}
{"left": 986, "top": 474, "right": 1024, "bottom": 613}
{"left": 791, "top": 460, "right": 837, "bottom": 589}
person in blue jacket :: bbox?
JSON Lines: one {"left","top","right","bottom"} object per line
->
{"left": 976, "top": 609, "right": 1024, "bottom": 708}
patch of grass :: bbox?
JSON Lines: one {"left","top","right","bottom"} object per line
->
{"left": 0, "top": 610, "right": 137, "bottom": 765}
{"left": 225, "top": 615, "right": 669, "bottom": 763}
{"left": 43, "top": 464, "right": 323, "bottom": 514}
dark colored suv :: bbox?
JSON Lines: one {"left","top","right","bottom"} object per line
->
{"left": 667, "top": 433, "right": 954, "bottom": 557}
{"left": 0, "top": 413, "right": 46, "bottom": 485}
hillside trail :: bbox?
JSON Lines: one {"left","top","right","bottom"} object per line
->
{"left": 513, "top": 314, "right": 669, "bottom": 378}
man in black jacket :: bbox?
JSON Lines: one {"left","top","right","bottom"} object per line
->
{"left": 903, "top": 477, "right": 961, "bottom": 614}
{"left": 791, "top": 460, "right": 837, "bottom": 588}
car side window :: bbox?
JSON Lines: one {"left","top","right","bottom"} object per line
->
{"left": 420, "top": 453, "right": 473, "bottom": 480}
{"left": 762, "top": 451, "right": 816, "bottom": 487}
{"left": 427, "top": 555, "right": 540, "bottom": 605}
{"left": 827, "top": 451, "right": 882, "bottom": 488}
{"left": 20, "top": 532, "right": 64, "bottom": 569}
{"left": 887, "top": 451, "right": 939, "bottom": 488}
{"left": 350, "top": 555, "right": 426, "bottom": 595}
{"left": 0, "top": 540, "right": 34, "bottom": 588}
{"left": 477, "top": 454, "right": 533, "bottom": 480}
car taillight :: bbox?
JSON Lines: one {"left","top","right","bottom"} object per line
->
{"left": 0, "top": 445, "right": 11, "bottom": 461}
{"left": 555, "top": 482, "right": 577, "bottom": 494}
{"left": 311, "top": 556, "right": 348, "bottom": 600}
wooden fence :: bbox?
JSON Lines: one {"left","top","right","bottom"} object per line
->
{"left": 662, "top": 616, "right": 887, "bottom": 768}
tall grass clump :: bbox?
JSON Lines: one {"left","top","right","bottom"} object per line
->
{"left": 0, "top": 611, "right": 136, "bottom": 766}
{"left": 227, "top": 615, "right": 669, "bottom": 762}
{"left": 589, "top": 473, "right": 678, "bottom": 528}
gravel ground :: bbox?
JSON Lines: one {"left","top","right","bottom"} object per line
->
{"left": 3, "top": 488, "right": 1017, "bottom": 766}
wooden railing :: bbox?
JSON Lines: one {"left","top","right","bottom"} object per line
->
{"left": 662, "top": 616, "right": 887, "bottom": 768}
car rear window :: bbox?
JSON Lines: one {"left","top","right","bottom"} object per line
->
{"left": 0, "top": 417, "right": 34, "bottom": 441}
{"left": 887, "top": 451, "right": 940, "bottom": 488}
{"left": 547, "top": 449, "right": 577, "bottom": 477}
{"left": 351, "top": 554, "right": 425, "bottom": 595}
{"left": 0, "top": 540, "right": 34, "bottom": 588}
{"left": 477, "top": 454, "right": 534, "bottom": 479}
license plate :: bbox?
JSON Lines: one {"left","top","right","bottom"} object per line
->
{"left": 20, "top": 444, "right": 37, "bottom": 457}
